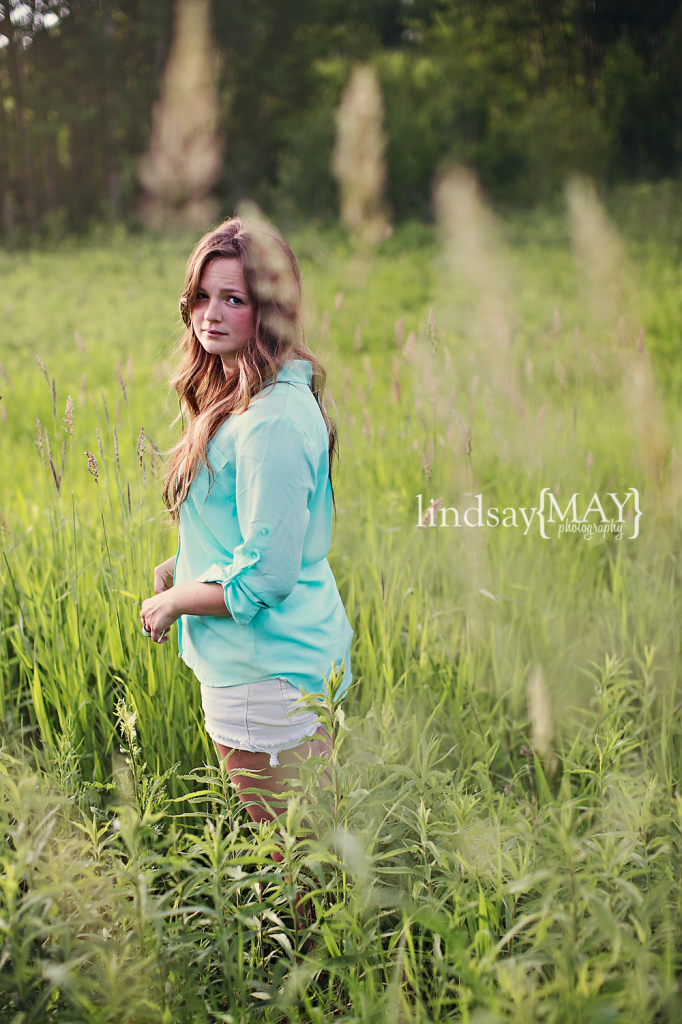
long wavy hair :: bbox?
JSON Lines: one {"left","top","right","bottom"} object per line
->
{"left": 163, "top": 216, "right": 336, "bottom": 519}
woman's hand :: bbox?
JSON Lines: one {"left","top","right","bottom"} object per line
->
{"left": 141, "top": 589, "right": 179, "bottom": 643}
{"left": 141, "top": 581, "right": 231, "bottom": 643}
{"left": 154, "top": 555, "right": 176, "bottom": 594}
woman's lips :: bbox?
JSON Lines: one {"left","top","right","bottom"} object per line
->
{"left": 204, "top": 329, "right": 226, "bottom": 337}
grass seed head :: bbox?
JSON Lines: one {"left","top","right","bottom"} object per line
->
{"left": 527, "top": 665, "right": 554, "bottom": 761}
{"left": 426, "top": 307, "right": 438, "bottom": 355}
{"left": 565, "top": 174, "right": 626, "bottom": 328}
{"left": 403, "top": 331, "right": 416, "bottom": 360}
{"left": 362, "top": 407, "right": 372, "bottom": 439}
{"left": 636, "top": 325, "right": 646, "bottom": 355}
{"left": 117, "top": 368, "right": 128, "bottom": 409}
{"left": 137, "top": 0, "right": 221, "bottom": 231}
{"left": 35, "top": 418, "right": 45, "bottom": 467}
{"left": 422, "top": 440, "right": 434, "bottom": 485}
{"left": 34, "top": 353, "right": 49, "bottom": 385}
{"left": 435, "top": 165, "right": 505, "bottom": 299}
{"left": 148, "top": 435, "right": 161, "bottom": 477}
{"left": 417, "top": 497, "right": 443, "bottom": 529}
{"left": 49, "top": 455, "right": 61, "bottom": 494}
{"left": 84, "top": 450, "right": 99, "bottom": 485}
{"left": 353, "top": 324, "right": 363, "bottom": 353}
{"left": 332, "top": 63, "right": 390, "bottom": 251}
{"left": 136, "top": 428, "right": 147, "bottom": 467}
{"left": 63, "top": 396, "right": 75, "bottom": 449}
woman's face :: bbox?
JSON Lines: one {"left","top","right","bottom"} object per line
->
{"left": 191, "top": 258, "right": 255, "bottom": 371}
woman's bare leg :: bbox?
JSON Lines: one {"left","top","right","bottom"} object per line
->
{"left": 215, "top": 726, "right": 332, "bottom": 947}
{"left": 215, "top": 725, "right": 332, "bottom": 856}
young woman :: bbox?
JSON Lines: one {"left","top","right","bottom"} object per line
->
{"left": 140, "top": 216, "right": 352, "bottom": 831}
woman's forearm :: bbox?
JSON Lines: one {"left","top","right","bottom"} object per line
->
{"left": 169, "top": 581, "right": 231, "bottom": 618}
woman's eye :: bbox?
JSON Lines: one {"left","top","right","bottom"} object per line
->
{"left": 228, "top": 296, "right": 243, "bottom": 306}
{"left": 196, "top": 291, "right": 208, "bottom": 300}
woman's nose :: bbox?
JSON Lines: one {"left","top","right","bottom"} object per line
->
{"left": 205, "top": 298, "right": 222, "bottom": 321}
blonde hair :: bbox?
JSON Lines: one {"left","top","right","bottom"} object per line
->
{"left": 163, "top": 217, "right": 335, "bottom": 518}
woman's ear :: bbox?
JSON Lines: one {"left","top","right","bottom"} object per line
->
{"left": 180, "top": 296, "right": 192, "bottom": 328}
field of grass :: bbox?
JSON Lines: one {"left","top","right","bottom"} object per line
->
{"left": 2, "top": 191, "right": 682, "bottom": 1022}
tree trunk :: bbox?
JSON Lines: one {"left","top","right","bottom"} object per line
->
{"left": 579, "top": 5, "right": 595, "bottom": 96}
{"left": 553, "top": 0, "right": 574, "bottom": 88}
{"left": 104, "top": 0, "right": 122, "bottom": 218}
{"left": 6, "top": 28, "right": 40, "bottom": 233}
{"left": 0, "top": 107, "right": 15, "bottom": 243}
{"left": 1, "top": 189, "right": 15, "bottom": 241}
{"left": 534, "top": 0, "right": 548, "bottom": 95}
{"left": 44, "top": 136, "right": 60, "bottom": 218}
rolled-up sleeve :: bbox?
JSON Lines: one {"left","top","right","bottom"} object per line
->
{"left": 195, "top": 414, "right": 316, "bottom": 626}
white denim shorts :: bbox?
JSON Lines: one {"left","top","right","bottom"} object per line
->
{"left": 201, "top": 678, "right": 322, "bottom": 767}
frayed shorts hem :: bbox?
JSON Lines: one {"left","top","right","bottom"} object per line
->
{"left": 201, "top": 677, "right": 322, "bottom": 767}
{"left": 204, "top": 728, "right": 321, "bottom": 767}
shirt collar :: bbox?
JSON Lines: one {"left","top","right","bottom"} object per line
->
{"left": 276, "top": 358, "right": 313, "bottom": 385}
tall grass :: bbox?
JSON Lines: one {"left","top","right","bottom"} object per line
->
{"left": 1, "top": 205, "right": 682, "bottom": 1021}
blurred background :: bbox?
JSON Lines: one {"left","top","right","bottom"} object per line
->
{"left": 2, "top": 0, "right": 682, "bottom": 242}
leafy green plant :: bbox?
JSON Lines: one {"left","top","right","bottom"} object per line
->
{"left": 1, "top": 216, "right": 682, "bottom": 1020}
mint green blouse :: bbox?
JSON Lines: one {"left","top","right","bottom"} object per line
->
{"left": 174, "top": 359, "right": 353, "bottom": 695}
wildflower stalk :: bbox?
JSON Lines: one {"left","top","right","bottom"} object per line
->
{"left": 115, "top": 697, "right": 141, "bottom": 808}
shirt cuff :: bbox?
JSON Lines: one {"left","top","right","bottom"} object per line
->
{"left": 223, "top": 577, "right": 267, "bottom": 626}
{"left": 194, "top": 553, "right": 262, "bottom": 624}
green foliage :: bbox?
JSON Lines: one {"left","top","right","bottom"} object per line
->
{"left": 2, "top": 215, "right": 682, "bottom": 1018}
{"left": 2, "top": 1, "right": 682, "bottom": 238}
